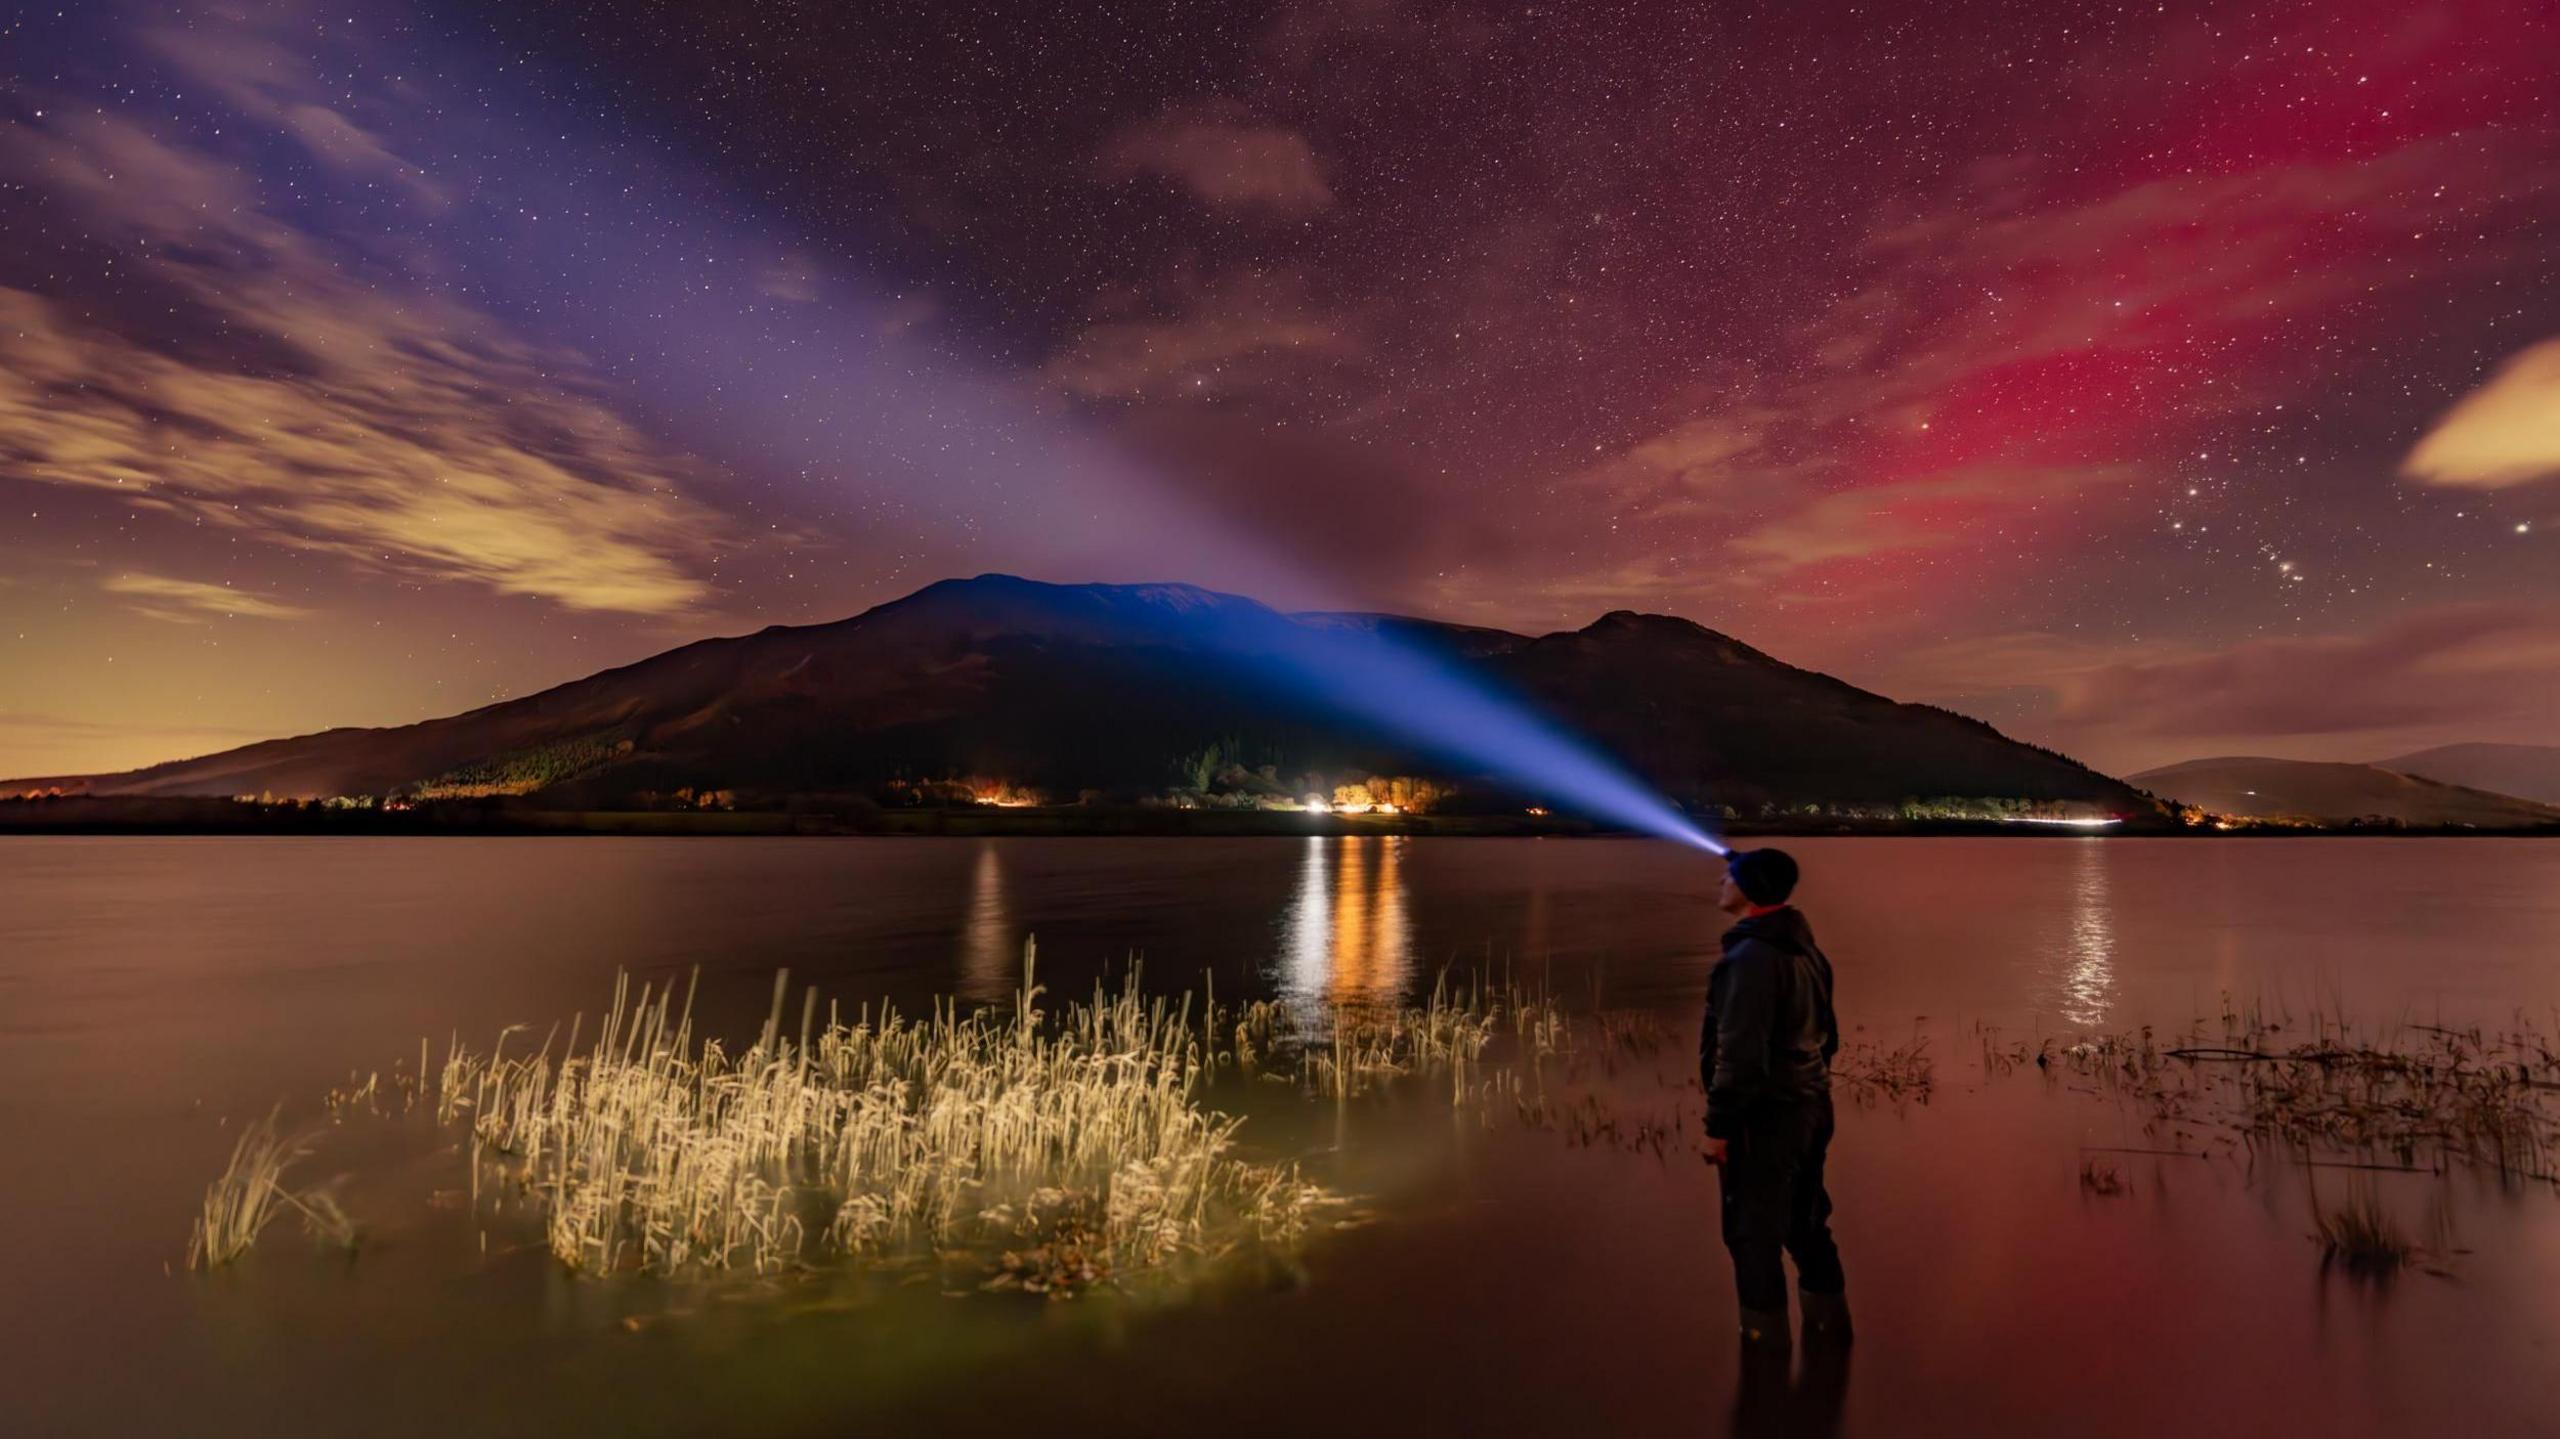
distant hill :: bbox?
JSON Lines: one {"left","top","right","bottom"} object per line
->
{"left": 10, "top": 575, "right": 2157, "bottom": 823}
{"left": 2130, "top": 756, "right": 2560, "bottom": 829}
{"left": 2376, "top": 743, "right": 2560, "bottom": 807}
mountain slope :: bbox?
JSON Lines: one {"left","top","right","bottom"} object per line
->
{"left": 16, "top": 575, "right": 2156, "bottom": 820}
{"left": 2376, "top": 743, "right": 2560, "bottom": 807}
{"left": 2130, "top": 756, "right": 2560, "bottom": 828}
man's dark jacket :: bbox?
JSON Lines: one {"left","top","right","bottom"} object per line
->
{"left": 1699, "top": 906, "right": 1839, "bottom": 1139}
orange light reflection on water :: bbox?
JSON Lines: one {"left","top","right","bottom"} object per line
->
{"left": 1280, "top": 835, "right": 1413, "bottom": 1009}
{"left": 958, "top": 841, "right": 1013, "bottom": 1003}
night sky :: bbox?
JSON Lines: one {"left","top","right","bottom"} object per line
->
{"left": 3, "top": 0, "right": 2555, "bottom": 779}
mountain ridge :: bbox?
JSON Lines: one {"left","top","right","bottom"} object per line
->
{"left": 2375, "top": 743, "right": 2560, "bottom": 807}
{"left": 12, "top": 574, "right": 2157, "bottom": 823}
{"left": 2129, "top": 755, "right": 2560, "bottom": 829}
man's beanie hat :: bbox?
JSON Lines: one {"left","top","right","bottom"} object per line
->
{"left": 1726, "top": 848, "right": 1800, "bottom": 906}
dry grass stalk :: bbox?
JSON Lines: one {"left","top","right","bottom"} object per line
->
{"left": 189, "top": 1111, "right": 300, "bottom": 1269}
{"left": 1834, "top": 1036, "right": 1936, "bottom": 1107}
{"left": 427, "top": 950, "right": 1347, "bottom": 1278}
{"left": 1293, "top": 973, "right": 1543, "bottom": 1100}
{"left": 187, "top": 1110, "right": 356, "bottom": 1268}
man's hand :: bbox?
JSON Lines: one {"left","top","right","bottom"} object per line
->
{"left": 1700, "top": 1136, "right": 1729, "bottom": 1165}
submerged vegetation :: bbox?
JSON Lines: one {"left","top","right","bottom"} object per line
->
{"left": 193, "top": 955, "right": 2559, "bottom": 1298}
{"left": 192, "top": 959, "right": 1944, "bottom": 1285}
{"left": 434, "top": 950, "right": 1347, "bottom": 1279}
{"left": 188, "top": 1111, "right": 300, "bottom": 1269}
{"left": 187, "top": 1109, "right": 355, "bottom": 1269}
{"left": 196, "top": 946, "right": 1594, "bottom": 1290}
{"left": 1983, "top": 1003, "right": 2560, "bottom": 1184}
{"left": 2079, "top": 1158, "right": 2127, "bottom": 1196}
{"left": 2311, "top": 1180, "right": 2416, "bottom": 1277}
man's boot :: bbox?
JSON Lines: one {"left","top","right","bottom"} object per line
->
{"left": 1737, "top": 1305, "right": 1792, "bottom": 1349}
{"left": 1800, "top": 1288, "right": 1853, "bottom": 1346}
{"left": 1731, "top": 1307, "right": 1793, "bottom": 1437}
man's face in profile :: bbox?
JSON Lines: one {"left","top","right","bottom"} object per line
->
{"left": 1717, "top": 868, "right": 1748, "bottom": 915}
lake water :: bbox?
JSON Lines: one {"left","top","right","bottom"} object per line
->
{"left": 4, "top": 835, "right": 2557, "bottom": 1436}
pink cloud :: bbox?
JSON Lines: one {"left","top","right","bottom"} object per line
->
{"left": 1096, "top": 101, "right": 1334, "bottom": 217}
{"left": 1877, "top": 607, "right": 2560, "bottom": 774}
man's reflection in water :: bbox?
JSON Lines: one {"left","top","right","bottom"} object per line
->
{"left": 957, "top": 842, "right": 1013, "bottom": 1003}
{"left": 1278, "top": 835, "right": 1413, "bottom": 1011}
{"left": 1729, "top": 1332, "right": 1850, "bottom": 1438}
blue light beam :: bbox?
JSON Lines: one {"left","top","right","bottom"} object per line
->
{"left": 1255, "top": 620, "right": 1729, "bottom": 855}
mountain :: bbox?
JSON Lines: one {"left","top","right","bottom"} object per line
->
{"left": 12, "top": 575, "right": 2156, "bottom": 822}
{"left": 2376, "top": 743, "right": 2560, "bottom": 807}
{"left": 2129, "top": 756, "right": 2560, "bottom": 829}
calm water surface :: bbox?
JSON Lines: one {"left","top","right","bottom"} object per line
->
{"left": 3, "top": 835, "right": 2557, "bottom": 1436}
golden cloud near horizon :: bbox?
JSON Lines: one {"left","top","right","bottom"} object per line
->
{"left": 0, "top": 114, "right": 739, "bottom": 616}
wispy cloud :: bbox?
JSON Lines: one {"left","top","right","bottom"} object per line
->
{"left": 1876, "top": 606, "right": 2560, "bottom": 773}
{"left": 0, "top": 114, "right": 737, "bottom": 614}
{"left": 103, "top": 573, "right": 310, "bottom": 624}
{"left": 2048, "top": 606, "right": 2560, "bottom": 742}
{"left": 755, "top": 253, "right": 823, "bottom": 304}
{"left": 138, "top": 23, "right": 453, "bottom": 212}
{"left": 1728, "top": 466, "right": 2137, "bottom": 573}
{"left": 1095, "top": 100, "right": 1334, "bottom": 218}
{"left": 1043, "top": 267, "right": 1362, "bottom": 401}
{"left": 1579, "top": 129, "right": 2560, "bottom": 590}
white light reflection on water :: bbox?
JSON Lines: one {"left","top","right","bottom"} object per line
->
{"left": 958, "top": 841, "right": 1014, "bottom": 1003}
{"left": 1277, "top": 836, "right": 1413, "bottom": 1012}
{"left": 1282, "top": 836, "right": 1330, "bottom": 992}
{"left": 2058, "top": 839, "right": 2116, "bottom": 1027}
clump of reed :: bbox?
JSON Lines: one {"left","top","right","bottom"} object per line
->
{"left": 1507, "top": 1085, "right": 1690, "bottom": 1158}
{"left": 194, "top": 952, "right": 1598, "bottom": 1283}
{"left": 1833, "top": 1034, "right": 1935, "bottom": 1108}
{"left": 430, "top": 948, "right": 1343, "bottom": 1278}
{"left": 1986, "top": 1006, "right": 2560, "bottom": 1184}
{"left": 1491, "top": 1008, "right": 1934, "bottom": 1164}
{"left": 1289, "top": 972, "right": 1557, "bottom": 1102}
{"left": 2311, "top": 1180, "right": 2413, "bottom": 1276}
{"left": 2078, "top": 1157, "right": 2126, "bottom": 1196}
{"left": 187, "top": 1109, "right": 357, "bottom": 1269}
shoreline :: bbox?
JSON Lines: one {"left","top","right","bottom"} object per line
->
{"left": 2, "top": 798, "right": 2551, "bottom": 839}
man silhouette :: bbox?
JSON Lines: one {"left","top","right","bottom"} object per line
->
{"left": 1701, "top": 847, "right": 1850, "bottom": 1351}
